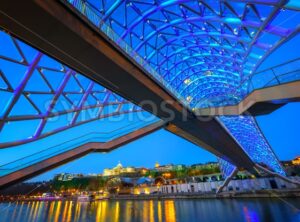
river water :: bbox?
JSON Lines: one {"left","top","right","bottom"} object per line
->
{"left": 0, "top": 198, "right": 299, "bottom": 222}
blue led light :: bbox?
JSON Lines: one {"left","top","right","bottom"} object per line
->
{"left": 224, "top": 17, "right": 241, "bottom": 24}
{"left": 76, "top": 0, "right": 298, "bottom": 109}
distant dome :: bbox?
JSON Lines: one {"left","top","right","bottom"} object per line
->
{"left": 115, "top": 161, "right": 123, "bottom": 169}
{"left": 155, "top": 161, "right": 160, "bottom": 168}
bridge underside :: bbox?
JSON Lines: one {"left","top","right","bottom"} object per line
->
{"left": 0, "top": 0, "right": 299, "bottom": 187}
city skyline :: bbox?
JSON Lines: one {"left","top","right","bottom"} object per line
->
{"left": 51, "top": 155, "right": 300, "bottom": 179}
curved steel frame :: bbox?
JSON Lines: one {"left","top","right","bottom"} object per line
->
{"left": 83, "top": 0, "right": 299, "bottom": 108}
{"left": 0, "top": 32, "right": 144, "bottom": 148}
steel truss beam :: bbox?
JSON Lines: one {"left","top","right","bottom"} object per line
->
{"left": 51, "top": 0, "right": 294, "bottom": 177}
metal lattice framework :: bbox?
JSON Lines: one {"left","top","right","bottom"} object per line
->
{"left": 75, "top": 0, "right": 300, "bottom": 109}
{"left": 218, "top": 116, "right": 286, "bottom": 176}
{"left": 66, "top": 0, "right": 297, "bottom": 175}
{"left": 0, "top": 31, "right": 145, "bottom": 148}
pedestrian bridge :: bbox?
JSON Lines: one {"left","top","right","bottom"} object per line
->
{"left": 0, "top": 0, "right": 299, "bottom": 188}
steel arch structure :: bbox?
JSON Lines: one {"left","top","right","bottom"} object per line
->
{"left": 0, "top": 0, "right": 299, "bottom": 186}
{"left": 78, "top": 0, "right": 300, "bottom": 108}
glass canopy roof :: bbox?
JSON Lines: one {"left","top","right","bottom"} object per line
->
{"left": 72, "top": 0, "right": 300, "bottom": 109}
{"left": 218, "top": 157, "right": 236, "bottom": 178}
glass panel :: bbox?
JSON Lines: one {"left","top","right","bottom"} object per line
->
{"left": 249, "top": 58, "right": 300, "bottom": 91}
{"left": 64, "top": 0, "right": 300, "bottom": 108}
{"left": 218, "top": 158, "right": 236, "bottom": 178}
{"left": 273, "top": 59, "right": 300, "bottom": 76}
{"left": 251, "top": 70, "right": 276, "bottom": 90}
{"left": 278, "top": 70, "right": 300, "bottom": 84}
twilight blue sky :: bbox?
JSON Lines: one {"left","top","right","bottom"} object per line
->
{"left": 31, "top": 101, "right": 300, "bottom": 182}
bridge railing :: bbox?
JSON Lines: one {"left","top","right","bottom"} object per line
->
{"left": 246, "top": 58, "right": 300, "bottom": 94}
{"left": 63, "top": 0, "right": 189, "bottom": 108}
{"left": 0, "top": 120, "right": 156, "bottom": 177}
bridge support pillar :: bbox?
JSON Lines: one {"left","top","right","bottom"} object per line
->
{"left": 216, "top": 167, "right": 238, "bottom": 194}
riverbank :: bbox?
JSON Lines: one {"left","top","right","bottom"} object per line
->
{"left": 110, "top": 189, "right": 300, "bottom": 200}
{"left": 1, "top": 188, "right": 299, "bottom": 202}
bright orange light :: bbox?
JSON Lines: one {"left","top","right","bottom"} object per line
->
{"left": 163, "top": 173, "right": 171, "bottom": 178}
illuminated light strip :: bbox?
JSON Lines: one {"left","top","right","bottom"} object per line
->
{"left": 218, "top": 116, "right": 285, "bottom": 175}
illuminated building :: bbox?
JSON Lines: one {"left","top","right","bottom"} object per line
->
{"left": 281, "top": 157, "right": 300, "bottom": 176}
{"left": 103, "top": 162, "right": 149, "bottom": 177}
{"left": 155, "top": 164, "right": 186, "bottom": 172}
{"left": 103, "top": 162, "right": 137, "bottom": 176}
{"left": 54, "top": 174, "right": 83, "bottom": 182}
{"left": 155, "top": 162, "right": 160, "bottom": 168}
{"left": 292, "top": 157, "right": 300, "bottom": 165}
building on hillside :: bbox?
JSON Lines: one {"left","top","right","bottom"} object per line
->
{"left": 154, "top": 163, "right": 186, "bottom": 172}
{"left": 281, "top": 156, "right": 300, "bottom": 176}
{"left": 103, "top": 162, "right": 148, "bottom": 177}
{"left": 292, "top": 156, "right": 300, "bottom": 165}
{"left": 103, "top": 162, "right": 134, "bottom": 176}
{"left": 54, "top": 173, "right": 83, "bottom": 181}
{"left": 190, "top": 162, "right": 219, "bottom": 170}
{"left": 155, "top": 163, "right": 174, "bottom": 172}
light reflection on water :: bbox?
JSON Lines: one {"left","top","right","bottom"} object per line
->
{"left": 0, "top": 199, "right": 300, "bottom": 222}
